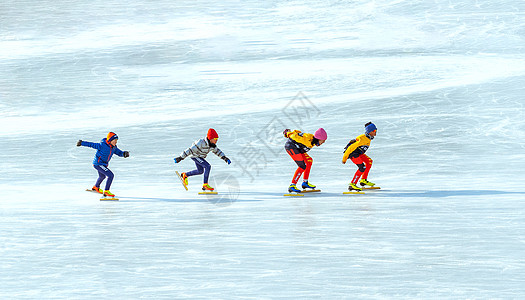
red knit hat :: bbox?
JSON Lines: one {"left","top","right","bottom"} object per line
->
{"left": 207, "top": 128, "right": 219, "bottom": 140}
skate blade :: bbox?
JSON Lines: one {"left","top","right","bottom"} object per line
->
{"left": 284, "top": 193, "right": 305, "bottom": 197}
{"left": 100, "top": 197, "right": 119, "bottom": 201}
{"left": 343, "top": 191, "right": 365, "bottom": 195}
{"left": 175, "top": 171, "right": 189, "bottom": 191}
{"left": 300, "top": 189, "right": 321, "bottom": 193}
{"left": 198, "top": 191, "right": 218, "bottom": 195}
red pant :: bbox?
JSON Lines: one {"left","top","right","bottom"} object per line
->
{"left": 350, "top": 154, "right": 372, "bottom": 184}
{"left": 286, "top": 149, "right": 313, "bottom": 184}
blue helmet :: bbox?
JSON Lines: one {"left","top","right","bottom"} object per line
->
{"left": 365, "top": 122, "right": 377, "bottom": 134}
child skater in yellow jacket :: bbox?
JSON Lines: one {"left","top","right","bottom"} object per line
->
{"left": 284, "top": 128, "right": 327, "bottom": 193}
{"left": 342, "top": 122, "right": 377, "bottom": 191}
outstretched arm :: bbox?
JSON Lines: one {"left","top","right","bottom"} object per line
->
{"left": 213, "top": 147, "right": 226, "bottom": 158}
{"left": 180, "top": 146, "right": 193, "bottom": 159}
{"left": 77, "top": 140, "right": 101, "bottom": 150}
{"left": 114, "top": 147, "right": 129, "bottom": 158}
{"left": 211, "top": 147, "right": 229, "bottom": 164}
{"left": 175, "top": 141, "right": 198, "bottom": 163}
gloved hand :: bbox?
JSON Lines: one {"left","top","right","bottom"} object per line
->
{"left": 283, "top": 129, "right": 291, "bottom": 137}
{"left": 76, "top": 140, "right": 82, "bottom": 147}
{"left": 123, "top": 151, "right": 130, "bottom": 158}
{"left": 174, "top": 157, "right": 183, "bottom": 163}
{"left": 222, "top": 156, "right": 231, "bottom": 164}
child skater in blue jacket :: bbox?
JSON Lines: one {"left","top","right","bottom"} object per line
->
{"left": 77, "top": 132, "right": 129, "bottom": 197}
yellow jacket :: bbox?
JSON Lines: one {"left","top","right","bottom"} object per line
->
{"left": 285, "top": 130, "right": 316, "bottom": 152}
{"left": 342, "top": 134, "right": 371, "bottom": 163}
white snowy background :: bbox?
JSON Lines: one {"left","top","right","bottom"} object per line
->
{"left": 1, "top": 0, "right": 524, "bottom": 298}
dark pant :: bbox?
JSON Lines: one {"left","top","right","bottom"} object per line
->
{"left": 186, "top": 157, "right": 211, "bottom": 183}
{"left": 94, "top": 165, "right": 114, "bottom": 191}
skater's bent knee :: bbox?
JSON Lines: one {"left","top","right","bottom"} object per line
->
{"left": 296, "top": 161, "right": 306, "bottom": 169}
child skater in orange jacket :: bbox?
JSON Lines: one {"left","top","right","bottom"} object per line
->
{"left": 283, "top": 128, "right": 327, "bottom": 193}
{"left": 342, "top": 122, "right": 377, "bottom": 191}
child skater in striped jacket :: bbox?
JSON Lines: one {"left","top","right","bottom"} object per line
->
{"left": 174, "top": 128, "right": 231, "bottom": 191}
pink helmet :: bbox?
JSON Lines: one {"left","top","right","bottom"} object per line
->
{"left": 314, "top": 128, "right": 327, "bottom": 140}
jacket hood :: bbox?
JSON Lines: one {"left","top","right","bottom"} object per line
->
{"left": 102, "top": 138, "right": 114, "bottom": 147}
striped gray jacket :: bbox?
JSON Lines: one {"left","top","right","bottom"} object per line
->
{"left": 180, "top": 138, "right": 226, "bottom": 160}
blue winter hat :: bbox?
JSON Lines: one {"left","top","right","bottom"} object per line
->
{"left": 365, "top": 123, "right": 377, "bottom": 134}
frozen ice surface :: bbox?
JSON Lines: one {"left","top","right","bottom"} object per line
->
{"left": 1, "top": 0, "right": 525, "bottom": 298}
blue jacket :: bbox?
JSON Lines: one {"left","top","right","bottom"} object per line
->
{"left": 81, "top": 138, "right": 125, "bottom": 166}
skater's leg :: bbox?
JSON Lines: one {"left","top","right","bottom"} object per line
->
{"left": 351, "top": 170, "right": 363, "bottom": 184}
{"left": 186, "top": 158, "right": 205, "bottom": 176}
{"left": 187, "top": 158, "right": 211, "bottom": 183}
{"left": 103, "top": 169, "right": 114, "bottom": 191}
{"left": 201, "top": 160, "right": 211, "bottom": 184}
{"left": 93, "top": 165, "right": 107, "bottom": 188}
{"left": 287, "top": 149, "right": 306, "bottom": 184}
{"left": 95, "top": 165, "right": 114, "bottom": 191}
{"left": 361, "top": 154, "right": 373, "bottom": 180}
{"left": 350, "top": 156, "right": 366, "bottom": 184}
{"left": 302, "top": 153, "right": 313, "bottom": 181}
{"left": 292, "top": 167, "right": 304, "bottom": 184}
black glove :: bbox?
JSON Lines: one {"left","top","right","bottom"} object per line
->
{"left": 222, "top": 156, "right": 231, "bottom": 164}
{"left": 283, "top": 129, "right": 291, "bottom": 137}
{"left": 123, "top": 151, "right": 129, "bottom": 158}
{"left": 76, "top": 140, "right": 82, "bottom": 147}
{"left": 174, "top": 157, "right": 183, "bottom": 163}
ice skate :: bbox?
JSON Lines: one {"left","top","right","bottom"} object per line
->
{"left": 288, "top": 184, "right": 301, "bottom": 193}
{"left": 103, "top": 190, "right": 115, "bottom": 197}
{"left": 348, "top": 183, "right": 363, "bottom": 191}
{"left": 202, "top": 183, "right": 214, "bottom": 191}
{"left": 91, "top": 186, "right": 103, "bottom": 194}
{"left": 301, "top": 181, "right": 316, "bottom": 190}
{"left": 300, "top": 181, "right": 321, "bottom": 193}
{"left": 359, "top": 178, "right": 375, "bottom": 187}
{"left": 100, "top": 190, "right": 119, "bottom": 200}
{"left": 181, "top": 172, "right": 188, "bottom": 186}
